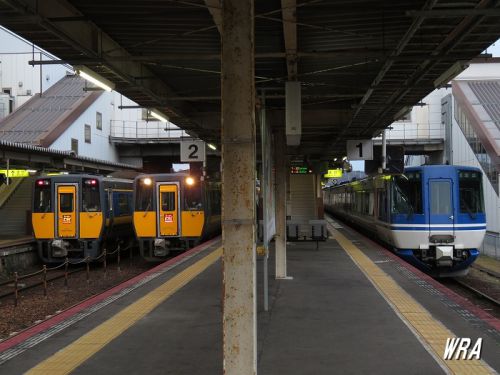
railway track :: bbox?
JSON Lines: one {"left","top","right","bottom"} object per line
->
{"left": 451, "top": 278, "right": 500, "bottom": 307}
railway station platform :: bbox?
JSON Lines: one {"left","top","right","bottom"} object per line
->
{"left": 0, "top": 221, "right": 499, "bottom": 375}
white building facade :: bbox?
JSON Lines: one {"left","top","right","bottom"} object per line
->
{"left": 0, "top": 26, "right": 187, "bottom": 166}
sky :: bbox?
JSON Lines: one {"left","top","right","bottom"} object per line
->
{"left": 484, "top": 39, "right": 500, "bottom": 56}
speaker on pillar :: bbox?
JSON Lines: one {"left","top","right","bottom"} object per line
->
{"left": 285, "top": 81, "right": 301, "bottom": 146}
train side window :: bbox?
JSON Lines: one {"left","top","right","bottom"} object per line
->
{"left": 34, "top": 186, "right": 51, "bottom": 213}
{"left": 378, "top": 190, "right": 388, "bottom": 221}
{"left": 161, "top": 192, "right": 176, "bottom": 211}
{"left": 459, "top": 171, "right": 484, "bottom": 214}
{"left": 82, "top": 182, "right": 101, "bottom": 212}
{"left": 60, "top": 193, "right": 73, "bottom": 213}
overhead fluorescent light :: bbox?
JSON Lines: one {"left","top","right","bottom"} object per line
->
{"left": 433, "top": 61, "right": 469, "bottom": 88}
{"left": 74, "top": 65, "right": 115, "bottom": 92}
{"left": 150, "top": 109, "right": 169, "bottom": 122}
{"left": 393, "top": 106, "right": 410, "bottom": 121}
{"left": 208, "top": 143, "right": 217, "bottom": 150}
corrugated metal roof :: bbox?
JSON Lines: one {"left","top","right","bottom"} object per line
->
{"left": 0, "top": 139, "right": 139, "bottom": 170}
{"left": 468, "top": 80, "right": 500, "bottom": 128}
{"left": 0, "top": 74, "right": 100, "bottom": 145}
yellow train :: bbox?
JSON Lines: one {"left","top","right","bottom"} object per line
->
{"left": 133, "top": 173, "right": 221, "bottom": 260}
{"left": 32, "top": 174, "right": 134, "bottom": 262}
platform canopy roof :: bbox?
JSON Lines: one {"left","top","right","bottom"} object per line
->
{"left": 0, "top": 0, "right": 499, "bottom": 162}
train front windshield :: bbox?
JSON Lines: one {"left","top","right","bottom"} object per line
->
{"left": 392, "top": 172, "right": 423, "bottom": 215}
{"left": 34, "top": 183, "right": 51, "bottom": 213}
{"left": 459, "top": 170, "right": 484, "bottom": 214}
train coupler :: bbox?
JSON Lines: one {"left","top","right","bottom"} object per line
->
{"left": 51, "top": 240, "right": 70, "bottom": 257}
{"left": 153, "top": 238, "right": 170, "bottom": 257}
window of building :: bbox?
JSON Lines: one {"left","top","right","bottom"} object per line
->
{"left": 85, "top": 124, "right": 91, "bottom": 144}
{"left": 71, "top": 138, "right": 78, "bottom": 155}
{"left": 96, "top": 112, "right": 102, "bottom": 130}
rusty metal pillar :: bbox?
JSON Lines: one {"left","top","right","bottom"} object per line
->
{"left": 274, "top": 130, "right": 288, "bottom": 278}
{"left": 221, "top": 0, "right": 257, "bottom": 374}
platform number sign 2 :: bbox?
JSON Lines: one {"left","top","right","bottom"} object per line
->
{"left": 180, "top": 140, "right": 206, "bottom": 162}
{"left": 346, "top": 140, "right": 374, "bottom": 161}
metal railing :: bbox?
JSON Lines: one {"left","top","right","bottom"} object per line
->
{"left": 110, "top": 120, "right": 188, "bottom": 140}
{"left": 0, "top": 244, "right": 133, "bottom": 306}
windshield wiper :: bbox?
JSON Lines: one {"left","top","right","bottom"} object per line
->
{"left": 460, "top": 197, "right": 476, "bottom": 220}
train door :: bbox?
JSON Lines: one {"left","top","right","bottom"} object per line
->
{"left": 56, "top": 184, "right": 78, "bottom": 238}
{"left": 158, "top": 183, "right": 180, "bottom": 236}
{"left": 428, "top": 179, "right": 455, "bottom": 236}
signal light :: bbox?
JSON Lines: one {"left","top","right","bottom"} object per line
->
{"left": 185, "top": 176, "right": 195, "bottom": 186}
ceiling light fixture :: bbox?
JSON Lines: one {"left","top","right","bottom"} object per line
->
{"left": 150, "top": 109, "right": 169, "bottom": 123}
{"left": 74, "top": 66, "right": 115, "bottom": 92}
{"left": 433, "top": 61, "right": 469, "bottom": 88}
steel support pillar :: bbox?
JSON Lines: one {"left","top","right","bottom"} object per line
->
{"left": 274, "top": 130, "right": 288, "bottom": 278}
{"left": 221, "top": 1, "right": 257, "bottom": 374}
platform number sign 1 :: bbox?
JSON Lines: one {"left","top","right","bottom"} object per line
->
{"left": 346, "top": 140, "right": 374, "bottom": 161}
{"left": 180, "top": 140, "right": 206, "bottom": 162}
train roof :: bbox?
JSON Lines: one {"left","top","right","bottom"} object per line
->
{"left": 404, "top": 165, "right": 482, "bottom": 173}
{"left": 134, "top": 173, "right": 190, "bottom": 183}
{"left": 36, "top": 174, "right": 132, "bottom": 184}
{"left": 324, "top": 164, "right": 483, "bottom": 189}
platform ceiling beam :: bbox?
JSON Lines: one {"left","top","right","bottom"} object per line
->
{"left": 221, "top": 0, "right": 257, "bottom": 374}
{"left": 281, "top": 0, "right": 298, "bottom": 81}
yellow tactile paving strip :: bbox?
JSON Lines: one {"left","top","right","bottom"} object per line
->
{"left": 330, "top": 227, "right": 495, "bottom": 375}
{"left": 26, "top": 247, "right": 222, "bottom": 375}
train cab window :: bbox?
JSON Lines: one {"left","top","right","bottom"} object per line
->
{"left": 82, "top": 181, "right": 101, "bottom": 212}
{"left": 60, "top": 193, "right": 74, "bottom": 213}
{"left": 161, "top": 192, "right": 176, "bottom": 211}
{"left": 34, "top": 185, "right": 51, "bottom": 213}
{"left": 136, "top": 184, "right": 153, "bottom": 211}
{"left": 210, "top": 188, "right": 221, "bottom": 215}
{"left": 459, "top": 171, "right": 484, "bottom": 214}
{"left": 184, "top": 185, "right": 202, "bottom": 210}
{"left": 392, "top": 172, "right": 422, "bottom": 214}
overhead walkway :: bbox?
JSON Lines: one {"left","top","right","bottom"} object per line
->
{"left": 0, "top": 223, "right": 498, "bottom": 375}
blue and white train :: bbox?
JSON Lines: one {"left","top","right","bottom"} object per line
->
{"left": 323, "top": 165, "right": 486, "bottom": 277}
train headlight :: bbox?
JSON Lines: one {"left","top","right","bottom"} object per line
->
{"left": 143, "top": 177, "right": 152, "bottom": 186}
{"left": 185, "top": 177, "right": 195, "bottom": 186}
